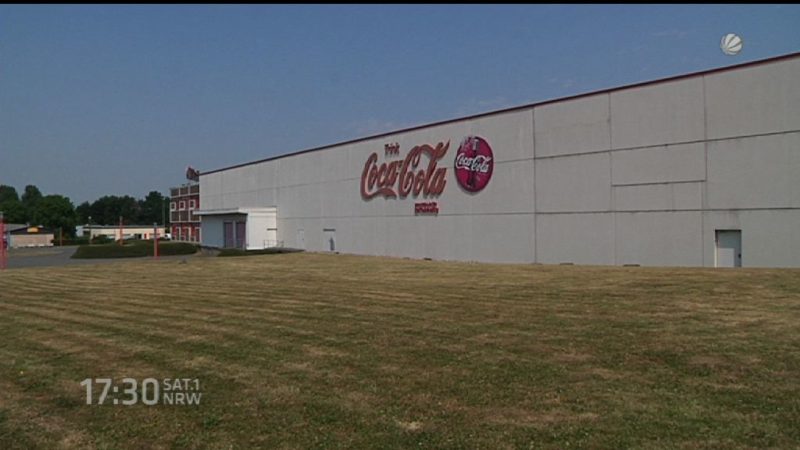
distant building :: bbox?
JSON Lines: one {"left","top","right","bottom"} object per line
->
{"left": 77, "top": 224, "right": 166, "bottom": 241}
{"left": 8, "top": 225, "right": 55, "bottom": 248}
{"left": 169, "top": 183, "right": 200, "bottom": 243}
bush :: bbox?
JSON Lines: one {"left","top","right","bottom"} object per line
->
{"left": 72, "top": 242, "right": 148, "bottom": 259}
{"left": 157, "top": 242, "right": 200, "bottom": 256}
{"left": 52, "top": 237, "right": 89, "bottom": 246}
{"left": 71, "top": 240, "right": 199, "bottom": 259}
{"left": 217, "top": 248, "right": 303, "bottom": 257}
{"left": 92, "top": 235, "right": 112, "bottom": 245}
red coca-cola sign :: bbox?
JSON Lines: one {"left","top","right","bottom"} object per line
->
{"left": 361, "top": 142, "right": 449, "bottom": 199}
{"left": 454, "top": 136, "right": 493, "bottom": 193}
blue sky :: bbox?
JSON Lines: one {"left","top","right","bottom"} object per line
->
{"left": 1, "top": 4, "right": 799, "bottom": 204}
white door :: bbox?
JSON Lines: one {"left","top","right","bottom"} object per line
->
{"left": 323, "top": 229, "right": 336, "bottom": 252}
{"left": 266, "top": 228, "right": 278, "bottom": 247}
{"left": 715, "top": 230, "right": 742, "bottom": 267}
{"left": 296, "top": 229, "right": 305, "bottom": 250}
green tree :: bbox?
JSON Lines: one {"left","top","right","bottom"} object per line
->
{"left": 76, "top": 201, "right": 92, "bottom": 224}
{"left": 88, "top": 195, "right": 142, "bottom": 225}
{"left": 21, "top": 184, "right": 42, "bottom": 207}
{"left": 119, "top": 195, "right": 142, "bottom": 224}
{"left": 22, "top": 185, "right": 42, "bottom": 203}
{"left": 21, "top": 184, "right": 43, "bottom": 222}
{"left": 34, "top": 195, "right": 78, "bottom": 237}
{"left": 88, "top": 197, "right": 108, "bottom": 225}
{"left": 0, "top": 185, "right": 26, "bottom": 223}
{"left": 163, "top": 196, "right": 171, "bottom": 227}
{"left": 71, "top": 192, "right": 171, "bottom": 227}
{"left": 139, "top": 191, "right": 168, "bottom": 225}
{"left": 0, "top": 185, "right": 19, "bottom": 204}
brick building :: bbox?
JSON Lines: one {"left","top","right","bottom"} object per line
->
{"left": 169, "top": 183, "right": 200, "bottom": 242}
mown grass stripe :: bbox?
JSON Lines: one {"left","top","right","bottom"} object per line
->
{"left": 0, "top": 253, "right": 798, "bottom": 449}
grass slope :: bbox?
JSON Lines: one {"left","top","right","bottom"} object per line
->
{"left": 0, "top": 253, "right": 798, "bottom": 449}
{"left": 217, "top": 248, "right": 303, "bottom": 257}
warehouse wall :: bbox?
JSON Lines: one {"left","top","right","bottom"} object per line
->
{"left": 200, "top": 54, "right": 800, "bottom": 267}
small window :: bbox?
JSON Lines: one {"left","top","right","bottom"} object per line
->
{"left": 189, "top": 199, "right": 196, "bottom": 210}
{"left": 170, "top": 202, "right": 177, "bottom": 211}
{"left": 179, "top": 201, "right": 186, "bottom": 210}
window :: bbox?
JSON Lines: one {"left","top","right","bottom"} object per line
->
{"left": 170, "top": 202, "right": 177, "bottom": 211}
{"left": 189, "top": 199, "right": 196, "bottom": 210}
{"left": 179, "top": 201, "right": 186, "bottom": 210}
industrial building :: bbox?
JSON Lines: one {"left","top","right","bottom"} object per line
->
{"left": 169, "top": 182, "right": 201, "bottom": 243}
{"left": 76, "top": 224, "right": 166, "bottom": 242}
{"left": 196, "top": 52, "right": 800, "bottom": 268}
{"left": 5, "top": 225, "right": 54, "bottom": 248}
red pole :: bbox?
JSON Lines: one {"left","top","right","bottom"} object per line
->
{"left": 154, "top": 223, "right": 159, "bottom": 259}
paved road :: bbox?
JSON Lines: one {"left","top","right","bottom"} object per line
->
{"left": 3, "top": 246, "right": 203, "bottom": 270}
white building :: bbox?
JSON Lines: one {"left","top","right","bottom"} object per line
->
{"left": 77, "top": 225, "right": 167, "bottom": 241}
{"left": 196, "top": 52, "right": 800, "bottom": 267}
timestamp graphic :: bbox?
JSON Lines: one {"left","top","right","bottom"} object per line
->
{"left": 80, "top": 378, "right": 202, "bottom": 406}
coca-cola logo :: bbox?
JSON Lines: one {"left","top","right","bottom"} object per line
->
{"left": 454, "top": 136, "right": 493, "bottom": 193}
{"left": 361, "top": 142, "right": 449, "bottom": 200}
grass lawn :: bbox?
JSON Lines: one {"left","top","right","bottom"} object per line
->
{"left": 0, "top": 253, "right": 799, "bottom": 449}
{"left": 217, "top": 247, "right": 303, "bottom": 257}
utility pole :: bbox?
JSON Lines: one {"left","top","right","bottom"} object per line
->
{"left": 154, "top": 222, "right": 159, "bottom": 259}
{"left": 88, "top": 216, "right": 92, "bottom": 245}
{"left": 119, "top": 216, "right": 124, "bottom": 246}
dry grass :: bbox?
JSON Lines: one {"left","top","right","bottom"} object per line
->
{"left": 0, "top": 253, "right": 799, "bottom": 449}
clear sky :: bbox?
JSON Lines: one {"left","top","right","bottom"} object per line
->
{"left": 1, "top": 4, "right": 799, "bottom": 204}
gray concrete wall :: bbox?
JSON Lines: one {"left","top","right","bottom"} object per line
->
{"left": 702, "top": 209, "right": 800, "bottom": 268}
{"left": 201, "top": 54, "right": 800, "bottom": 267}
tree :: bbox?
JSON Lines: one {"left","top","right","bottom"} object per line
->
{"left": 139, "top": 191, "right": 168, "bottom": 225}
{"left": 118, "top": 195, "right": 142, "bottom": 224}
{"left": 76, "top": 201, "right": 92, "bottom": 224}
{"left": 87, "top": 195, "right": 142, "bottom": 225}
{"left": 21, "top": 184, "right": 42, "bottom": 208}
{"left": 34, "top": 195, "right": 78, "bottom": 238}
{"left": 163, "top": 195, "right": 171, "bottom": 227}
{"left": 0, "top": 185, "right": 26, "bottom": 223}
{"left": 0, "top": 185, "right": 19, "bottom": 204}
{"left": 21, "top": 184, "right": 43, "bottom": 223}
